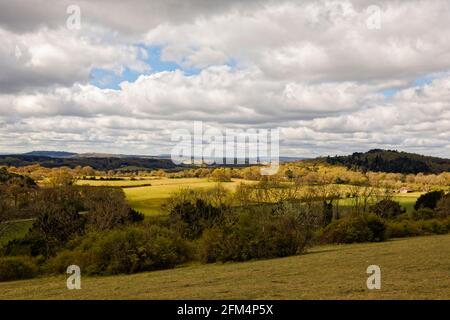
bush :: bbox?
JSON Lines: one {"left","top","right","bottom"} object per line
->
{"left": 435, "top": 193, "right": 450, "bottom": 218}
{"left": 199, "top": 204, "right": 316, "bottom": 263}
{"left": 370, "top": 199, "right": 405, "bottom": 219}
{"left": 0, "top": 256, "right": 38, "bottom": 282}
{"left": 46, "top": 225, "right": 193, "bottom": 276}
{"left": 414, "top": 190, "right": 444, "bottom": 211}
{"left": 386, "top": 218, "right": 450, "bottom": 238}
{"left": 410, "top": 208, "right": 436, "bottom": 220}
{"left": 167, "top": 187, "right": 229, "bottom": 239}
{"left": 128, "top": 209, "right": 145, "bottom": 222}
{"left": 2, "top": 235, "right": 47, "bottom": 257}
{"left": 320, "top": 214, "right": 387, "bottom": 244}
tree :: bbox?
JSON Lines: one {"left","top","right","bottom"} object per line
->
{"left": 48, "top": 168, "right": 74, "bottom": 187}
{"left": 370, "top": 199, "right": 405, "bottom": 219}
{"left": 83, "top": 188, "right": 132, "bottom": 232}
{"left": 211, "top": 168, "right": 232, "bottom": 182}
{"left": 414, "top": 190, "right": 444, "bottom": 210}
{"left": 435, "top": 193, "right": 450, "bottom": 218}
{"left": 31, "top": 201, "right": 85, "bottom": 256}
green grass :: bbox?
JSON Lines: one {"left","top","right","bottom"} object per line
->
{"left": 0, "top": 234, "right": 448, "bottom": 299}
{"left": 393, "top": 192, "right": 423, "bottom": 214}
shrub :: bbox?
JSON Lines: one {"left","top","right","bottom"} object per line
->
{"left": 370, "top": 199, "right": 405, "bottom": 219}
{"left": 167, "top": 187, "right": 229, "bottom": 239}
{"left": 46, "top": 225, "right": 193, "bottom": 276}
{"left": 2, "top": 235, "right": 47, "bottom": 257}
{"left": 386, "top": 218, "right": 449, "bottom": 238}
{"left": 410, "top": 208, "right": 436, "bottom": 220}
{"left": 0, "top": 256, "right": 38, "bottom": 282}
{"left": 320, "top": 214, "right": 387, "bottom": 244}
{"left": 414, "top": 190, "right": 444, "bottom": 211}
{"left": 199, "top": 204, "right": 317, "bottom": 263}
{"left": 435, "top": 193, "right": 450, "bottom": 218}
{"left": 30, "top": 203, "right": 85, "bottom": 256}
{"left": 128, "top": 209, "right": 145, "bottom": 222}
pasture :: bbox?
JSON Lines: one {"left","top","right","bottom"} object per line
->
{"left": 77, "top": 178, "right": 422, "bottom": 216}
{"left": 0, "top": 234, "right": 448, "bottom": 299}
{"left": 78, "top": 177, "right": 250, "bottom": 215}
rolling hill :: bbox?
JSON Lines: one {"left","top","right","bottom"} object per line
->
{"left": 325, "top": 149, "right": 450, "bottom": 174}
{"left": 0, "top": 155, "right": 180, "bottom": 171}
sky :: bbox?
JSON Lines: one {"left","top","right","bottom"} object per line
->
{"left": 1, "top": 0, "right": 450, "bottom": 158}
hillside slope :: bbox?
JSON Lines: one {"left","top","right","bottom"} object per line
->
{"left": 0, "top": 155, "right": 179, "bottom": 171}
{"left": 325, "top": 149, "right": 450, "bottom": 174}
{"left": 0, "top": 234, "right": 448, "bottom": 299}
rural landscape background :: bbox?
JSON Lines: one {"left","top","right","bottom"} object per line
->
{"left": 1, "top": 0, "right": 450, "bottom": 300}
{"left": 1, "top": 149, "right": 449, "bottom": 299}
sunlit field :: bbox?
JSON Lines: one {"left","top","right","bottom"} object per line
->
{"left": 78, "top": 178, "right": 252, "bottom": 215}
{"left": 76, "top": 177, "right": 422, "bottom": 216}
{"left": 393, "top": 192, "right": 424, "bottom": 214}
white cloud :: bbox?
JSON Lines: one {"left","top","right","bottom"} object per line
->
{"left": 0, "top": 0, "right": 450, "bottom": 157}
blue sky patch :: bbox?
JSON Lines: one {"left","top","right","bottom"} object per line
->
{"left": 90, "top": 45, "right": 206, "bottom": 89}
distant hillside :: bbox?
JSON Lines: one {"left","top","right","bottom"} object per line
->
{"left": 23, "top": 151, "right": 77, "bottom": 158}
{"left": 325, "top": 149, "right": 450, "bottom": 174}
{"left": 22, "top": 151, "right": 171, "bottom": 160}
{"left": 0, "top": 155, "right": 180, "bottom": 171}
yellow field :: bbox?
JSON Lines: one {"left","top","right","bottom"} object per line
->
{"left": 77, "top": 178, "right": 422, "bottom": 215}
{"left": 1, "top": 234, "right": 448, "bottom": 299}
{"left": 78, "top": 178, "right": 251, "bottom": 215}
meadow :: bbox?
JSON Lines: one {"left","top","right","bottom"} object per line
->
{"left": 77, "top": 177, "right": 422, "bottom": 216}
{"left": 0, "top": 234, "right": 448, "bottom": 299}
{"left": 77, "top": 177, "right": 251, "bottom": 215}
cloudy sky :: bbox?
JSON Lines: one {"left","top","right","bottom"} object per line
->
{"left": 1, "top": 0, "right": 450, "bottom": 157}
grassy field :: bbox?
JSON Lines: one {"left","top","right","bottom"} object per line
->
{"left": 393, "top": 192, "right": 423, "bottom": 214}
{"left": 77, "top": 178, "right": 422, "bottom": 216}
{"left": 0, "top": 234, "right": 448, "bottom": 299}
{"left": 77, "top": 178, "right": 250, "bottom": 215}
{"left": 76, "top": 178, "right": 159, "bottom": 187}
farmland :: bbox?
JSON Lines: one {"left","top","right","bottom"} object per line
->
{"left": 77, "top": 178, "right": 252, "bottom": 215}
{"left": 1, "top": 163, "right": 448, "bottom": 302}
{"left": 77, "top": 177, "right": 422, "bottom": 216}
{"left": 0, "top": 234, "right": 448, "bottom": 300}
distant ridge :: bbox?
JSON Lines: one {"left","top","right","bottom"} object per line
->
{"left": 325, "top": 149, "right": 450, "bottom": 174}
{"left": 23, "top": 151, "right": 77, "bottom": 158}
{"left": 0, "top": 154, "right": 179, "bottom": 171}
{"left": 2, "top": 149, "right": 449, "bottom": 174}
{"left": 22, "top": 150, "right": 170, "bottom": 159}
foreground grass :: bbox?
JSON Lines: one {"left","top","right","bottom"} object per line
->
{"left": 1, "top": 234, "right": 448, "bottom": 300}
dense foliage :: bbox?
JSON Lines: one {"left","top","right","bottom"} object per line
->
{"left": 326, "top": 149, "right": 450, "bottom": 174}
{"left": 1, "top": 165, "right": 449, "bottom": 282}
{"left": 0, "top": 155, "right": 179, "bottom": 171}
{"left": 414, "top": 190, "right": 444, "bottom": 210}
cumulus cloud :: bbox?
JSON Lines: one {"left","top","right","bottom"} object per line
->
{"left": 0, "top": 0, "right": 450, "bottom": 157}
